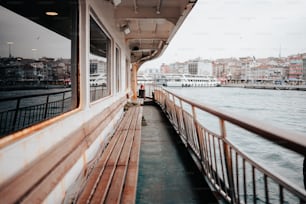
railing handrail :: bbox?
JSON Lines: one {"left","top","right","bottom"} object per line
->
{"left": 163, "top": 87, "right": 306, "bottom": 156}
{"left": 0, "top": 89, "right": 71, "bottom": 102}
{"left": 226, "top": 138, "right": 306, "bottom": 199}
{"left": 155, "top": 87, "right": 306, "bottom": 203}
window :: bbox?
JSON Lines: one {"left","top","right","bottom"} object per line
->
{"left": 89, "top": 17, "right": 111, "bottom": 102}
{"left": 0, "top": 1, "right": 78, "bottom": 137}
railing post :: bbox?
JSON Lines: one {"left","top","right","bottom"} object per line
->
{"left": 171, "top": 94, "right": 177, "bottom": 128}
{"left": 162, "top": 90, "right": 166, "bottom": 107}
{"left": 179, "top": 100, "right": 187, "bottom": 144}
{"left": 220, "top": 119, "right": 236, "bottom": 203}
{"left": 165, "top": 91, "right": 170, "bottom": 113}
{"left": 159, "top": 90, "right": 163, "bottom": 107}
{"left": 44, "top": 95, "right": 50, "bottom": 119}
{"left": 192, "top": 105, "right": 204, "bottom": 160}
{"left": 61, "top": 92, "right": 65, "bottom": 112}
{"left": 12, "top": 98, "right": 21, "bottom": 131}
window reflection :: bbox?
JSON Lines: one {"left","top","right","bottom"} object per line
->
{"left": 90, "top": 17, "right": 111, "bottom": 101}
{"left": 0, "top": 1, "right": 77, "bottom": 137}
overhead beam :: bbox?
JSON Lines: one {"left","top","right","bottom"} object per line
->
{"left": 129, "top": 42, "right": 162, "bottom": 50}
{"left": 115, "top": 7, "right": 180, "bottom": 24}
{"left": 125, "top": 32, "right": 169, "bottom": 40}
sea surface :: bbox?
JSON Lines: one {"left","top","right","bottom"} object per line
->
{"left": 168, "top": 87, "right": 306, "bottom": 200}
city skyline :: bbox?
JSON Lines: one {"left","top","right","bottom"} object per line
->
{"left": 141, "top": 0, "right": 306, "bottom": 70}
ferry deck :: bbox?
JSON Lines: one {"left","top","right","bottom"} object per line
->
{"left": 0, "top": 0, "right": 305, "bottom": 203}
{"left": 137, "top": 102, "right": 218, "bottom": 203}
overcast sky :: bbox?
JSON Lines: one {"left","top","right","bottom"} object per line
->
{"left": 0, "top": 6, "right": 70, "bottom": 59}
{"left": 141, "top": 0, "right": 306, "bottom": 70}
{"left": 1, "top": 1, "right": 305, "bottom": 69}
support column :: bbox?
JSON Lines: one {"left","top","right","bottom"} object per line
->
{"left": 131, "top": 63, "right": 139, "bottom": 102}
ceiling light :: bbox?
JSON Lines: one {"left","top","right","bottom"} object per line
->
{"left": 122, "top": 25, "right": 131, "bottom": 35}
{"left": 46, "top": 11, "right": 58, "bottom": 16}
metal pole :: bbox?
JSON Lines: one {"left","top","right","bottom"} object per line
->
{"left": 12, "top": 98, "right": 21, "bottom": 131}
{"left": 220, "top": 119, "right": 236, "bottom": 203}
{"left": 61, "top": 92, "right": 65, "bottom": 112}
{"left": 44, "top": 95, "right": 50, "bottom": 119}
{"left": 192, "top": 105, "right": 205, "bottom": 161}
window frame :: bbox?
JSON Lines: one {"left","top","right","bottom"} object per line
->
{"left": 89, "top": 13, "right": 112, "bottom": 102}
{"left": 115, "top": 45, "right": 121, "bottom": 93}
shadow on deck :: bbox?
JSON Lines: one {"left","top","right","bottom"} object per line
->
{"left": 137, "top": 102, "right": 218, "bottom": 203}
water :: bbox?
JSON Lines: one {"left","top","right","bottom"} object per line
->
{"left": 171, "top": 87, "right": 306, "bottom": 135}
{"left": 168, "top": 87, "right": 306, "bottom": 198}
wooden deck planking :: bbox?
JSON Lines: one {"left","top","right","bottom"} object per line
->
{"left": 121, "top": 107, "right": 143, "bottom": 203}
{"left": 121, "top": 129, "right": 141, "bottom": 203}
{"left": 105, "top": 109, "right": 140, "bottom": 203}
{"left": 76, "top": 105, "right": 142, "bottom": 204}
{"left": 76, "top": 107, "right": 136, "bottom": 203}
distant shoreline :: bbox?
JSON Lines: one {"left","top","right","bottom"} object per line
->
{"left": 221, "top": 84, "right": 306, "bottom": 91}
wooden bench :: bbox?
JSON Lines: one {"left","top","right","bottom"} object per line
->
{"left": 76, "top": 105, "right": 143, "bottom": 203}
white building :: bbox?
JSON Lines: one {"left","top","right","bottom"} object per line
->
{"left": 90, "top": 59, "right": 106, "bottom": 74}
{"left": 187, "top": 59, "right": 212, "bottom": 75}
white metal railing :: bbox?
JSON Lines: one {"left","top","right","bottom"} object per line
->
{"left": 154, "top": 87, "right": 306, "bottom": 204}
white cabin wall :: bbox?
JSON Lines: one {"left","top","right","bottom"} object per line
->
{"left": 44, "top": 110, "right": 123, "bottom": 204}
{"left": 0, "top": 0, "right": 132, "bottom": 200}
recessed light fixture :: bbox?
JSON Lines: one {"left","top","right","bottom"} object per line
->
{"left": 123, "top": 27, "right": 131, "bottom": 35}
{"left": 121, "top": 24, "right": 131, "bottom": 35}
{"left": 46, "top": 11, "right": 58, "bottom": 16}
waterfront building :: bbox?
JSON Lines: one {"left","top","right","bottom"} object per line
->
{"left": 160, "top": 63, "right": 171, "bottom": 73}
{"left": 0, "top": 57, "right": 71, "bottom": 86}
{"left": 187, "top": 58, "right": 212, "bottom": 75}
{"left": 161, "top": 58, "right": 213, "bottom": 76}
{"left": 90, "top": 58, "right": 107, "bottom": 74}
{"left": 288, "top": 55, "right": 303, "bottom": 84}
{"left": 303, "top": 54, "right": 306, "bottom": 83}
{"left": 227, "top": 65, "right": 240, "bottom": 82}
{"left": 212, "top": 58, "right": 240, "bottom": 83}
{"left": 159, "top": 55, "right": 304, "bottom": 85}
{"left": 142, "top": 68, "right": 159, "bottom": 74}
{"left": 212, "top": 61, "right": 228, "bottom": 84}
{"left": 168, "top": 61, "right": 187, "bottom": 74}
{"left": 239, "top": 57, "right": 254, "bottom": 82}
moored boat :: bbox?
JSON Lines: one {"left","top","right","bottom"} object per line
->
{"left": 161, "top": 74, "right": 220, "bottom": 87}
